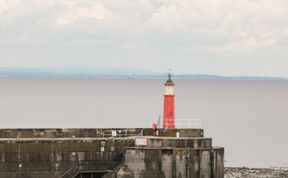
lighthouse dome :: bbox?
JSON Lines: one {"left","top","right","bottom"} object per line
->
{"left": 164, "top": 75, "right": 175, "bottom": 86}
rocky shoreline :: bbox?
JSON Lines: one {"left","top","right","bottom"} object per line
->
{"left": 225, "top": 167, "right": 288, "bottom": 178}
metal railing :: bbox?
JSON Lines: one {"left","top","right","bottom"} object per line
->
{"left": 163, "top": 119, "right": 202, "bottom": 129}
{"left": 100, "top": 129, "right": 142, "bottom": 138}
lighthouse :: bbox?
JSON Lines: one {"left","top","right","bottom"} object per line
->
{"left": 163, "top": 73, "right": 175, "bottom": 129}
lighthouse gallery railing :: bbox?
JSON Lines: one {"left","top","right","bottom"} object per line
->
{"left": 163, "top": 119, "right": 202, "bottom": 129}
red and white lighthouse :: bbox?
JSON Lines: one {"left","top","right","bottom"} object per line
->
{"left": 163, "top": 73, "right": 175, "bottom": 129}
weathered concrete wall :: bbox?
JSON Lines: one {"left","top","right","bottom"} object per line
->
{"left": 0, "top": 138, "right": 132, "bottom": 178}
{"left": 0, "top": 129, "right": 223, "bottom": 178}
{"left": 123, "top": 148, "right": 224, "bottom": 178}
{"left": 117, "top": 165, "right": 135, "bottom": 178}
{"left": 0, "top": 128, "right": 204, "bottom": 139}
{"left": 146, "top": 137, "right": 212, "bottom": 149}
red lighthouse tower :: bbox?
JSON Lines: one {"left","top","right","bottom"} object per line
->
{"left": 163, "top": 73, "right": 175, "bottom": 129}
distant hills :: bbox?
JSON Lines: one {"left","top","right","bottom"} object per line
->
{"left": 0, "top": 67, "right": 286, "bottom": 80}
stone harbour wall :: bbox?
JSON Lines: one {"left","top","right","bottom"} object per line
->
{"left": 0, "top": 128, "right": 224, "bottom": 178}
{"left": 119, "top": 147, "right": 224, "bottom": 178}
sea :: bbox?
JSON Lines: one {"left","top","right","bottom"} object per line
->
{"left": 0, "top": 78, "right": 287, "bottom": 168}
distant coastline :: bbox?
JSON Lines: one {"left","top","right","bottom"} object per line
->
{"left": 0, "top": 67, "right": 286, "bottom": 80}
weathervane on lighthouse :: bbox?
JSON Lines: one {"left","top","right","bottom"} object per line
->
{"left": 163, "top": 69, "right": 175, "bottom": 129}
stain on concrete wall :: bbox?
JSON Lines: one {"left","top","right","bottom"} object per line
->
{"left": 200, "top": 151, "right": 211, "bottom": 178}
{"left": 176, "top": 150, "right": 186, "bottom": 178}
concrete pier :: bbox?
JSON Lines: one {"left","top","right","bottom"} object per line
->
{"left": 0, "top": 128, "right": 224, "bottom": 178}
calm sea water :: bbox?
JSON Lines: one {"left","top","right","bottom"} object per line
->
{"left": 0, "top": 79, "right": 287, "bottom": 168}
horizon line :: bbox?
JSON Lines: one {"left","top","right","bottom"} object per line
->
{"left": 0, "top": 66, "right": 287, "bottom": 80}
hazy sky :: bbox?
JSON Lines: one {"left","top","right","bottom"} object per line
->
{"left": 1, "top": 0, "right": 288, "bottom": 77}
